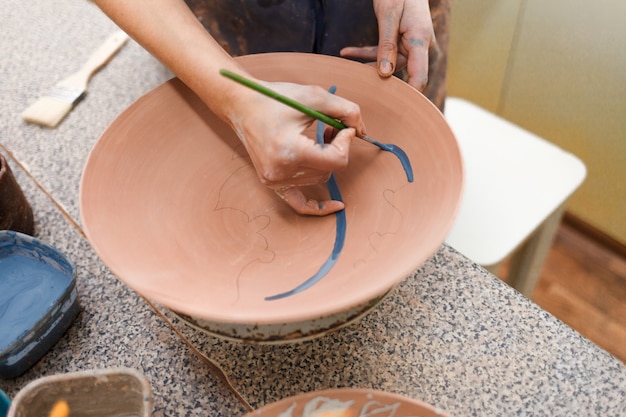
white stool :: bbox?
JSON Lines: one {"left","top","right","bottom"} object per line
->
{"left": 444, "top": 97, "right": 586, "bottom": 297}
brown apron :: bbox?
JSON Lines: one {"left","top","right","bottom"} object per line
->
{"left": 185, "top": 0, "right": 450, "bottom": 110}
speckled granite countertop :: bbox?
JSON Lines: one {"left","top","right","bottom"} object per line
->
{"left": 1, "top": 1, "right": 625, "bottom": 416}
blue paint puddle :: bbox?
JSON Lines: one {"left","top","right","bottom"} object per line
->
{"left": 0, "top": 255, "right": 69, "bottom": 352}
{"left": 0, "top": 231, "right": 78, "bottom": 378}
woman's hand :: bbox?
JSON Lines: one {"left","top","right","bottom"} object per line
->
{"left": 94, "top": 0, "right": 367, "bottom": 216}
{"left": 227, "top": 80, "right": 366, "bottom": 216}
{"left": 340, "top": 0, "right": 436, "bottom": 92}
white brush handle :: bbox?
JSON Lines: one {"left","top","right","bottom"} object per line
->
{"left": 76, "top": 30, "right": 129, "bottom": 81}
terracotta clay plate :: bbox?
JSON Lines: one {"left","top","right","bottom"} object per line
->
{"left": 242, "top": 388, "right": 452, "bottom": 417}
{"left": 80, "top": 53, "right": 463, "bottom": 332}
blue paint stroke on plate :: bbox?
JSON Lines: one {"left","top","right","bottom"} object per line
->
{"left": 369, "top": 139, "right": 414, "bottom": 183}
{"left": 265, "top": 86, "right": 346, "bottom": 301}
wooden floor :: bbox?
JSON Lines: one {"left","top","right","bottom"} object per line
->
{"left": 499, "top": 221, "right": 626, "bottom": 363}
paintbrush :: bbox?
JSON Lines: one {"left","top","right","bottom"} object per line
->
{"left": 21, "top": 30, "right": 129, "bottom": 128}
{"left": 219, "top": 69, "right": 413, "bottom": 182}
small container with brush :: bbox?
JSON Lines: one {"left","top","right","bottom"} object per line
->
{"left": 6, "top": 368, "right": 152, "bottom": 417}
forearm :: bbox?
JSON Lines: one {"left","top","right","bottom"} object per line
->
{"left": 93, "top": 0, "right": 363, "bottom": 216}
{"left": 93, "top": 0, "right": 255, "bottom": 121}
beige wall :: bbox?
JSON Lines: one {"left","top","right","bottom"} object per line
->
{"left": 447, "top": 0, "right": 626, "bottom": 246}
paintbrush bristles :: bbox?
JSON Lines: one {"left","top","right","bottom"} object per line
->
{"left": 21, "top": 74, "right": 88, "bottom": 128}
{"left": 21, "top": 96, "right": 74, "bottom": 128}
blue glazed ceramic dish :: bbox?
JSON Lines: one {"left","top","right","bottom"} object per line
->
{"left": 0, "top": 389, "right": 10, "bottom": 417}
{"left": 0, "top": 231, "right": 79, "bottom": 379}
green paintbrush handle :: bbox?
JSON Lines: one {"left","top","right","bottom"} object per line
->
{"left": 220, "top": 69, "right": 348, "bottom": 131}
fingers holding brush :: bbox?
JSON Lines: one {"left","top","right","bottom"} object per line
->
{"left": 224, "top": 78, "right": 360, "bottom": 216}
{"left": 274, "top": 186, "right": 345, "bottom": 216}
{"left": 244, "top": 123, "right": 354, "bottom": 216}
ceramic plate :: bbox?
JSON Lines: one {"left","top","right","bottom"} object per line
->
{"left": 242, "top": 388, "right": 452, "bottom": 417}
{"left": 80, "top": 53, "right": 463, "bottom": 327}
{"left": 172, "top": 289, "right": 391, "bottom": 344}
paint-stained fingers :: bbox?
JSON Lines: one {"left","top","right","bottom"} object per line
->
{"left": 271, "top": 125, "right": 350, "bottom": 216}
{"left": 339, "top": 46, "right": 408, "bottom": 72}
{"left": 404, "top": 38, "right": 431, "bottom": 91}
{"left": 374, "top": 1, "right": 403, "bottom": 77}
{"left": 372, "top": 0, "right": 436, "bottom": 91}
{"left": 340, "top": 45, "right": 377, "bottom": 61}
{"left": 274, "top": 186, "right": 344, "bottom": 216}
{"left": 297, "top": 127, "right": 354, "bottom": 172}
{"left": 262, "top": 127, "right": 351, "bottom": 190}
{"left": 301, "top": 86, "right": 366, "bottom": 136}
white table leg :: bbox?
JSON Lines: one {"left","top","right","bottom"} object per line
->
{"left": 506, "top": 204, "right": 566, "bottom": 297}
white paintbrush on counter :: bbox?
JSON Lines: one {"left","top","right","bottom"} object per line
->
{"left": 21, "top": 30, "right": 129, "bottom": 128}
